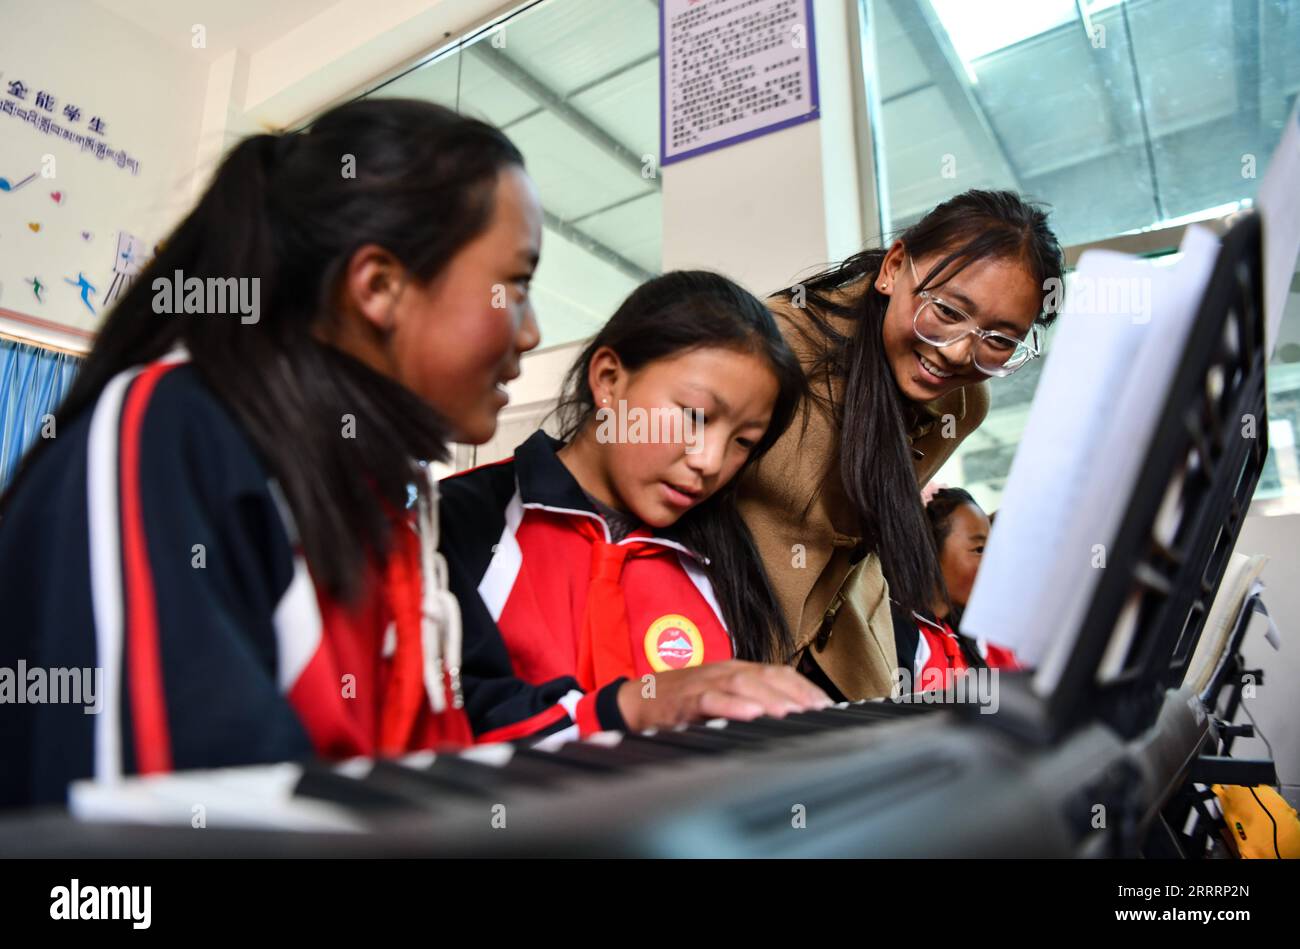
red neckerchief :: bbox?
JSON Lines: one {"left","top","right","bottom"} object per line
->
{"left": 569, "top": 517, "right": 673, "bottom": 690}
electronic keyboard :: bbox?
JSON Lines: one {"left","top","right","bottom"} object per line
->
{"left": 0, "top": 682, "right": 1211, "bottom": 857}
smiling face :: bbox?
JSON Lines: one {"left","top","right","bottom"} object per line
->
{"left": 560, "top": 346, "right": 779, "bottom": 529}
{"left": 875, "top": 241, "right": 1042, "bottom": 404}
{"left": 330, "top": 164, "right": 543, "bottom": 444}
{"left": 395, "top": 165, "right": 543, "bottom": 443}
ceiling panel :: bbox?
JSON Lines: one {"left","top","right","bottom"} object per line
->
{"left": 505, "top": 110, "right": 652, "bottom": 221}
{"left": 569, "top": 57, "right": 661, "bottom": 164}
{"left": 974, "top": 30, "right": 1131, "bottom": 178}
{"left": 531, "top": 219, "right": 642, "bottom": 346}
{"left": 576, "top": 191, "right": 662, "bottom": 274}
{"left": 881, "top": 86, "right": 1013, "bottom": 221}
{"left": 500, "top": 0, "right": 660, "bottom": 97}
{"left": 870, "top": 0, "right": 932, "bottom": 102}
{"left": 1124, "top": 0, "right": 1239, "bottom": 138}
{"left": 371, "top": 49, "right": 541, "bottom": 129}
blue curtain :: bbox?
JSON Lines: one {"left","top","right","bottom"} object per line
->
{"left": 0, "top": 337, "right": 81, "bottom": 490}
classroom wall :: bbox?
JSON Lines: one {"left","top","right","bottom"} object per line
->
{"left": 660, "top": 0, "right": 870, "bottom": 297}
{"left": 0, "top": 0, "right": 208, "bottom": 351}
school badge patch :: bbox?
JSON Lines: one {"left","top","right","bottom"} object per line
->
{"left": 643, "top": 614, "right": 705, "bottom": 671}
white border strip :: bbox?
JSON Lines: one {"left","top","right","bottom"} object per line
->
{"left": 86, "top": 368, "right": 140, "bottom": 783}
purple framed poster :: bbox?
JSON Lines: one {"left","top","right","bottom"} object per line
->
{"left": 659, "top": 0, "right": 820, "bottom": 166}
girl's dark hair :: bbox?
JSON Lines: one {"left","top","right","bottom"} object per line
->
{"left": 2, "top": 98, "right": 525, "bottom": 600}
{"left": 777, "top": 189, "right": 1063, "bottom": 616}
{"left": 554, "top": 271, "right": 806, "bottom": 664}
{"left": 925, "top": 486, "right": 981, "bottom": 550}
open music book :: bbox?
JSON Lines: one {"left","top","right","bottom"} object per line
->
{"left": 962, "top": 225, "right": 1219, "bottom": 692}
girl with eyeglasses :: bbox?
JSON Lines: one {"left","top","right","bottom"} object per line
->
{"left": 738, "top": 189, "right": 1063, "bottom": 701}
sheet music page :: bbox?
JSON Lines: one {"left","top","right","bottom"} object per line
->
{"left": 1057, "top": 226, "right": 1220, "bottom": 686}
{"left": 961, "top": 228, "right": 1219, "bottom": 694}
{"left": 1256, "top": 100, "right": 1300, "bottom": 357}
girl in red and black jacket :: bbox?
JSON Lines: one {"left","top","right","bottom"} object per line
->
{"left": 442, "top": 272, "right": 832, "bottom": 742}
{"left": 893, "top": 487, "right": 1019, "bottom": 687}
{"left": 0, "top": 99, "right": 593, "bottom": 807}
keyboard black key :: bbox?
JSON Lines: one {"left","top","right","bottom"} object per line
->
{"left": 424, "top": 753, "right": 560, "bottom": 793}
{"left": 706, "top": 716, "right": 825, "bottom": 739}
{"left": 365, "top": 759, "right": 502, "bottom": 801}
{"left": 512, "top": 746, "right": 622, "bottom": 776}
{"left": 786, "top": 707, "right": 902, "bottom": 728}
{"left": 619, "top": 731, "right": 726, "bottom": 755}
{"left": 581, "top": 738, "right": 698, "bottom": 765}
{"left": 534, "top": 742, "right": 638, "bottom": 772}
{"left": 840, "top": 700, "right": 938, "bottom": 719}
{"left": 682, "top": 723, "right": 771, "bottom": 747}
{"left": 294, "top": 763, "right": 433, "bottom": 813}
{"left": 635, "top": 726, "right": 765, "bottom": 753}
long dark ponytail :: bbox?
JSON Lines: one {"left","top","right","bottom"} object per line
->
{"left": 2, "top": 98, "right": 525, "bottom": 601}
{"left": 554, "top": 271, "right": 806, "bottom": 664}
{"left": 778, "top": 189, "right": 1063, "bottom": 616}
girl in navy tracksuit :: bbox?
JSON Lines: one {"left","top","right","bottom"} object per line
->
{"left": 441, "top": 272, "right": 832, "bottom": 738}
{"left": 0, "top": 99, "right": 585, "bottom": 807}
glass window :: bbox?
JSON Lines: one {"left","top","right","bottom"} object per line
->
{"left": 861, "top": 0, "right": 1300, "bottom": 509}
{"left": 361, "top": 0, "right": 662, "bottom": 350}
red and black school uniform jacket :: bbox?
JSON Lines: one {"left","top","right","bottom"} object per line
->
{"left": 439, "top": 430, "right": 735, "bottom": 745}
{"left": 890, "top": 603, "right": 1020, "bottom": 682}
{"left": 0, "top": 355, "right": 567, "bottom": 807}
